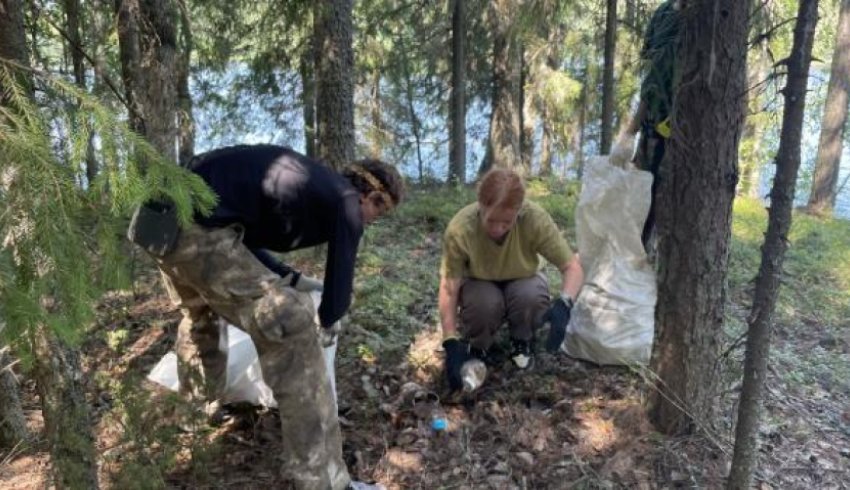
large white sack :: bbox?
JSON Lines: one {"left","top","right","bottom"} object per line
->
{"left": 148, "top": 290, "right": 337, "bottom": 408}
{"left": 563, "top": 140, "right": 656, "bottom": 365}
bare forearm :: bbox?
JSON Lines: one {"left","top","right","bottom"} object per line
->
{"left": 438, "top": 276, "right": 461, "bottom": 338}
{"left": 559, "top": 254, "right": 584, "bottom": 300}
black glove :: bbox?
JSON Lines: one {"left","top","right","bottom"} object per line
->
{"left": 543, "top": 295, "right": 574, "bottom": 353}
{"left": 443, "top": 338, "right": 470, "bottom": 392}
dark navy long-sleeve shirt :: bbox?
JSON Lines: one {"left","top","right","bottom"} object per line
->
{"left": 189, "top": 145, "right": 363, "bottom": 328}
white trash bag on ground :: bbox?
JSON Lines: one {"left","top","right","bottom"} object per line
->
{"left": 148, "top": 290, "right": 338, "bottom": 407}
{"left": 562, "top": 137, "right": 656, "bottom": 365}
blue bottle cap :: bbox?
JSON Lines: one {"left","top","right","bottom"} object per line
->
{"left": 431, "top": 418, "right": 448, "bottom": 431}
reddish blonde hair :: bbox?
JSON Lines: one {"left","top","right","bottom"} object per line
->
{"left": 477, "top": 168, "right": 525, "bottom": 210}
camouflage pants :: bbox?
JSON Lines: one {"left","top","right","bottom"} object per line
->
{"left": 155, "top": 223, "right": 349, "bottom": 490}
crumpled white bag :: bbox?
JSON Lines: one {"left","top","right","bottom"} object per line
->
{"left": 148, "top": 290, "right": 338, "bottom": 408}
{"left": 562, "top": 137, "right": 657, "bottom": 365}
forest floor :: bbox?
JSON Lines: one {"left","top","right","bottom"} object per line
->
{"left": 2, "top": 183, "right": 849, "bottom": 489}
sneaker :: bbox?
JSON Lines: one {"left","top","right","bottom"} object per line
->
{"left": 510, "top": 339, "right": 533, "bottom": 369}
{"left": 347, "top": 482, "right": 387, "bottom": 490}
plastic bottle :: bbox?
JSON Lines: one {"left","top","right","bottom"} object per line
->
{"left": 460, "top": 358, "right": 487, "bottom": 392}
{"left": 430, "top": 406, "right": 448, "bottom": 432}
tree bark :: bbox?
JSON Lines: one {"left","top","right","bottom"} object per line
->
{"left": 727, "top": 1, "right": 819, "bottom": 488}
{"left": 0, "top": 349, "right": 28, "bottom": 449}
{"left": 314, "top": 0, "right": 354, "bottom": 170}
{"left": 648, "top": 0, "right": 749, "bottom": 435}
{"left": 115, "top": 0, "right": 179, "bottom": 161}
{"left": 484, "top": 0, "right": 522, "bottom": 173}
{"left": 600, "top": 0, "right": 617, "bottom": 155}
{"left": 806, "top": 0, "right": 850, "bottom": 215}
{"left": 448, "top": 0, "right": 466, "bottom": 184}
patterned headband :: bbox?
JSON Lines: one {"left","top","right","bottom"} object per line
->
{"left": 349, "top": 165, "right": 395, "bottom": 209}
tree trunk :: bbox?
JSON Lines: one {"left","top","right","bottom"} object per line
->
{"left": 314, "top": 0, "right": 354, "bottom": 170}
{"left": 727, "top": 1, "right": 819, "bottom": 488}
{"left": 32, "top": 327, "right": 98, "bottom": 489}
{"left": 0, "top": 0, "right": 30, "bottom": 94}
{"left": 539, "top": 115, "right": 553, "bottom": 177}
{"left": 806, "top": 0, "right": 850, "bottom": 215}
{"left": 448, "top": 0, "right": 466, "bottom": 184}
{"left": 575, "top": 66, "right": 588, "bottom": 180}
{"left": 600, "top": 0, "right": 617, "bottom": 155}
{"left": 0, "top": 349, "right": 28, "bottom": 449}
{"left": 1, "top": 1, "right": 97, "bottom": 485}
{"left": 399, "top": 36, "right": 424, "bottom": 180}
{"left": 300, "top": 43, "right": 317, "bottom": 159}
{"left": 484, "top": 0, "right": 521, "bottom": 173}
{"left": 62, "top": 0, "right": 100, "bottom": 183}
{"left": 739, "top": 48, "right": 769, "bottom": 198}
{"left": 369, "top": 69, "right": 383, "bottom": 157}
{"left": 520, "top": 44, "right": 536, "bottom": 175}
{"left": 648, "top": 0, "right": 749, "bottom": 435}
{"left": 0, "top": 0, "right": 35, "bottom": 449}
{"left": 115, "top": 0, "right": 179, "bottom": 161}
{"left": 176, "top": 1, "right": 195, "bottom": 166}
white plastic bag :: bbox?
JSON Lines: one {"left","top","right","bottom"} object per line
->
{"left": 148, "top": 290, "right": 338, "bottom": 407}
{"left": 562, "top": 138, "right": 657, "bottom": 365}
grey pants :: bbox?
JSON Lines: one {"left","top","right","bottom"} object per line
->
{"left": 155, "top": 223, "right": 350, "bottom": 490}
{"left": 459, "top": 273, "right": 550, "bottom": 350}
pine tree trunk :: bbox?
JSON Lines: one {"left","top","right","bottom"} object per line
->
{"left": 176, "top": 3, "right": 194, "bottom": 166}
{"left": 648, "top": 0, "right": 749, "bottom": 435}
{"left": 115, "top": 0, "right": 179, "bottom": 161}
{"left": 314, "top": 0, "right": 354, "bottom": 170}
{"left": 600, "top": 0, "right": 617, "bottom": 155}
{"left": 300, "top": 44, "right": 317, "bottom": 159}
{"left": 727, "top": 2, "right": 819, "bottom": 488}
{"left": 64, "top": 0, "right": 99, "bottom": 182}
{"left": 539, "top": 116, "right": 553, "bottom": 177}
{"left": 575, "top": 66, "right": 588, "bottom": 180}
{"left": 520, "top": 45, "right": 535, "bottom": 174}
{"left": 806, "top": 0, "right": 850, "bottom": 215}
{"left": 399, "top": 36, "right": 424, "bottom": 180}
{"left": 448, "top": 0, "right": 466, "bottom": 184}
{"left": 2, "top": 1, "right": 97, "bottom": 485}
{"left": 32, "top": 327, "right": 98, "bottom": 489}
{"left": 370, "top": 69, "right": 383, "bottom": 157}
{"left": 739, "top": 49, "right": 769, "bottom": 198}
{"left": 0, "top": 349, "right": 28, "bottom": 449}
{"left": 485, "top": 0, "right": 522, "bottom": 172}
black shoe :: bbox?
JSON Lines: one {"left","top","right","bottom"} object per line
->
{"left": 510, "top": 339, "right": 533, "bottom": 369}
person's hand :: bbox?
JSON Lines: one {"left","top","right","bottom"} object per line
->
{"left": 442, "top": 337, "right": 469, "bottom": 392}
{"left": 543, "top": 295, "right": 574, "bottom": 353}
{"left": 319, "top": 321, "right": 341, "bottom": 348}
{"left": 294, "top": 274, "right": 323, "bottom": 292}
{"left": 282, "top": 271, "right": 324, "bottom": 292}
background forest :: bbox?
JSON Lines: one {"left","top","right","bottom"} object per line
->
{"left": 1, "top": 0, "right": 849, "bottom": 489}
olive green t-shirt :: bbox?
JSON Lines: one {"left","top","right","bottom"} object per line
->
{"left": 440, "top": 201, "right": 573, "bottom": 281}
